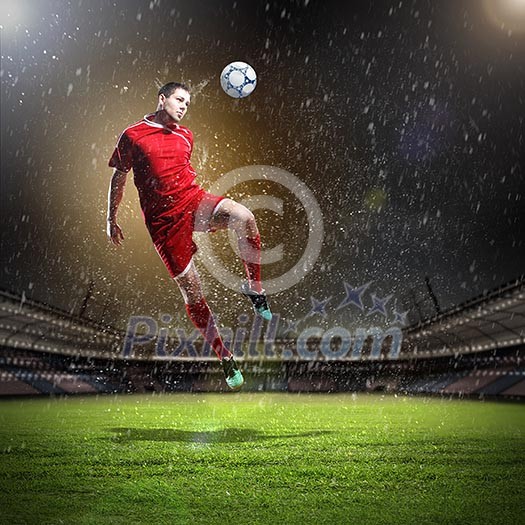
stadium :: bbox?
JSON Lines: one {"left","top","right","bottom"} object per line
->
{"left": 0, "top": 277, "right": 524, "bottom": 398}
{"left": 1, "top": 277, "right": 524, "bottom": 523}
{"left": 1, "top": 1, "right": 524, "bottom": 524}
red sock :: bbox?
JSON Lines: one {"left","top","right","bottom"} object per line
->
{"left": 239, "top": 233, "right": 262, "bottom": 293}
{"left": 185, "top": 298, "right": 231, "bottom": 360}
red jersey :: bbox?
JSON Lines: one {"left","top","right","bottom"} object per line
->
{"left": 108, "top": 113, "right": 205, "bottom": 224}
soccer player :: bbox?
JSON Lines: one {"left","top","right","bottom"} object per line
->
{"left": 106, "top": 82, "right": 271, "bottom": 390}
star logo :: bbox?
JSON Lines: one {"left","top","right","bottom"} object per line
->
{"left": 392, "top": 309, "right": 409, "bottom": 326}
{"left": 306, "top": 296, "right": 332, "bottom": 319}
{"left": 336, "top": 282, "right": 373, "bottom": 311}
{"left": 367, "top": 293, "right": 393, "bottom": 318}
{"left": 284, "top": 319, "right": 300, "bottom": 333}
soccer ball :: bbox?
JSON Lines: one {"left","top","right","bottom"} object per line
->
{"left": 220, "top": 61, "right": 257, "bottom": 99}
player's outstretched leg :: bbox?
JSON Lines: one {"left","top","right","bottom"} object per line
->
{"left": 236, "top": 217, "right": 272, "bottom": 320}
{"left": 210, "top": 199, "right": 272, "bottom": 320}
{"left": 175, "top": 261, "right": 244, "bottom": 390}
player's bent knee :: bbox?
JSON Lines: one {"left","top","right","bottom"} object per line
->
{"left": 174, "top": 265, "right": 204, "bottom": 304}
{"left": 244, "top": 211, "right": 259, "bottom": 237}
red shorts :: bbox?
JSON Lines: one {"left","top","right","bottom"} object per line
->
{"left": 147, "top": 191, "right": 225, "bottom": 278}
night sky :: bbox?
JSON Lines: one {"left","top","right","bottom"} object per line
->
{"left": 1, "top": 0, "right": 524, "bottom": 332}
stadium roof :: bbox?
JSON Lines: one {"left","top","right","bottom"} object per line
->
{"left": 402, "top": 276, "right": 525, "bottom": 358}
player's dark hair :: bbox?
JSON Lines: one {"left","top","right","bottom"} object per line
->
{"left": 158, "top": 82, "right": 190, "bottom": 98}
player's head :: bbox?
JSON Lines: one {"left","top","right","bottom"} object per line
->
{"left": 157, "top": 82, "right": 191, "bottom": 123}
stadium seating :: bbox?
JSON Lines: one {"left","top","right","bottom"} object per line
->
{"left": 0, "top": 278, "right": 523, "bottom": 399}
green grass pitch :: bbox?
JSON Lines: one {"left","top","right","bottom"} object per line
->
{"left": 0, "top": 393, "right": 524, "bottom": 524}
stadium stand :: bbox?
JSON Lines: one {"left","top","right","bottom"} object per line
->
{"left": 0, "top": 277, "right": 523, "bottom": 399}
{"left": 443, "top": 373, "right": 502, "bottom": 395}
{"left": 475, "top": 371, "right": 524, "bottom": 396}
{"left": 502, "top": 380, "right": 525, "bottom": 397}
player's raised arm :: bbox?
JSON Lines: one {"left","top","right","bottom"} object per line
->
{"left": 106, "top": 169, "right": 127, "bottom": 246}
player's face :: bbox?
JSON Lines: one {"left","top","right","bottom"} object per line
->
{"left": 159, "top": 88, "right": 191, "bottom": 123}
